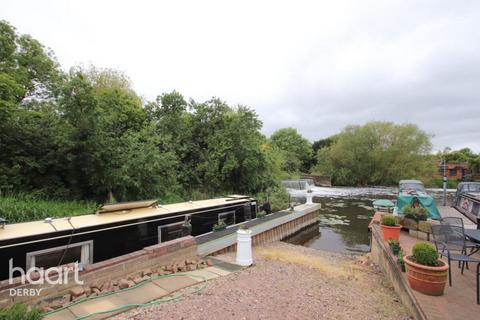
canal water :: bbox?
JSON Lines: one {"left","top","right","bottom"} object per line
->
{"left": 285, "top": 186, "right": 455, "bottom": 254}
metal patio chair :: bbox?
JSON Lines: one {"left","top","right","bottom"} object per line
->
{"left": 440, "top": 217, "right": 480, "bottom": 267}
{"left": 430, "top": 224, "right": 480, "bottom": 289}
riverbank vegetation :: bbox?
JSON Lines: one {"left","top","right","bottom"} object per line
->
{"left": 0, "top": 20, "right": 293, "bottom": 221}
{"left": 1, "top": 20, "right": 478, "bottom": 221}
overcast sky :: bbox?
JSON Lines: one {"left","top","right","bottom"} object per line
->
{"left": 3, "top": 0, "right": 480, "bottom": 152}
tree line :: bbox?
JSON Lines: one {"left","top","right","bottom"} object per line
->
{"left": 0, "top": 20, "right": 301, "bottom": 204}
{"left": 1, "top": 20, "right": 476, "bottom": 207}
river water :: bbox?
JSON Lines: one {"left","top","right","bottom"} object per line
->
{"left": 285, "top": 186, "right": 455, "bottom": 254}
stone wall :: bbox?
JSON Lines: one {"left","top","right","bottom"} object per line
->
{"left": 0, "top": 236, "right": 197, "bottom": 307}
{"left": 369, "top": 224, "right": 426, "bottom": 320}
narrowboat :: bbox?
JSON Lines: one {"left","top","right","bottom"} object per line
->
{"left": 396, "top": 180, "right": 441, "bottom": 220}
{"left": 0, "top": 195, "right": 256, "bottom": 280}
{"left": 453, "top": 182, "right": 480, "bottom": 224}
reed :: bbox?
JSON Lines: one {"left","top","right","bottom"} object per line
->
{"left": 0, "top": 193, "right": 97, "bottom": 223}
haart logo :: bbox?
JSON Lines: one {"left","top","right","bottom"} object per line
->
{"left": 8, "top": 259, "right": 83, "bottom": 296}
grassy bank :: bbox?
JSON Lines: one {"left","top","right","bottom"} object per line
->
{"left": 0, "top": 194, "right": 98, "bottom": 223}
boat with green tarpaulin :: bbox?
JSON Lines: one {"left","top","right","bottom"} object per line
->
{"left": 396, "top": 180, "right": 441, "bottom": 220}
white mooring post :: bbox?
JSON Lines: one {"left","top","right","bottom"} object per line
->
{"left": 305, "top": 192, "right": 313, "bottom": 205}
{"left": 236, "top": 228, "right": 253, "bottom": 266}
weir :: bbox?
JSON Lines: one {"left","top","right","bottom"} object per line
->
{"left": 281, "top": 179, "right": 314, "bottom": 190}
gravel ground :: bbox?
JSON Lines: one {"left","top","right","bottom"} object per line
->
{"left": 114, "top": 242, "right": 411, "bottom": 320}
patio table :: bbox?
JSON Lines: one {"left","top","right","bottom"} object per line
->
{"left": 463, "top": 229, "right": 480, "bottom": 304}
{"left": 465, "top": 229, "right": 480, "bottom": 244}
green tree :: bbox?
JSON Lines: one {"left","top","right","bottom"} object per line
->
{"left": 60, "top": 68, "right": 177, "bottom": 201}
{"left": 313, "top": 122, "right": 434, "bottom": 186}
{"left": 270, "top": 128, "right": 312, "bottom": 174}
{"left": 0, "top": 20, "right": 61, "bottom": 104}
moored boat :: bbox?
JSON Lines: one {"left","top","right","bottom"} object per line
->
{"left": 396, "top": 180, "right": 441, "bottom": 220}
{"left": 453, "top": 182, "right": 480, "bottom": 225}
{"left": 0, "top": 195, "right": 256, "bottom": 280}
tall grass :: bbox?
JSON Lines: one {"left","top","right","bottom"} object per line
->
{"left": 0, "top": 194, "right": 97, "bottom": 223}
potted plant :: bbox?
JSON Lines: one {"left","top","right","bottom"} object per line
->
{"left": 388, "top": 239, "right": 401, "bottom": 256}
{"left": 403, "top": 205, "right": 428, "bottom": 221}
{"left": 212, "top": 220, "right": 227, "bottom": 232}
{"left": 402, "top": 205, "right": 428, "bottom": 230}
{"left": 404, "top": 242, "right": 449, "bottom": 296}
{"left": 381, "top": 215, "right": 402, "bottom": 241}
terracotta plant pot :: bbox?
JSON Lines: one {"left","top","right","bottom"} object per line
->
{"left": 404, "top": 256, "right": 449, "bottom": 296}
{"left": 381, "top": 224, "right": 402, "bottom": 241}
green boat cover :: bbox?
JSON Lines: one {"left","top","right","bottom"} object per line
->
{"left": 396, "top": 194, "right": 441, "bottom": 220}
{"left": 372, "top": 199, "right": 395, "bottom": 208}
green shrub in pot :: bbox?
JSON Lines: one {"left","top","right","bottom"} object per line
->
{"left": 381, "top": 214, "right": 398, "bottom": 226}
{"left": 411, "top": 242, "right": 439, "bottom": 266}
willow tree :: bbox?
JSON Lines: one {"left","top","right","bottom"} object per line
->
{"left": 313, "top": 122, "right": 435, "bottom": 186}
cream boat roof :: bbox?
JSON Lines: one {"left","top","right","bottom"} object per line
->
{"left": 0, "top": 197, "right": 251, "bottom": 242}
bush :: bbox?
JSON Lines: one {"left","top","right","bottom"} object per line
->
{"left": 388, "top": 239, "right": 401, "bottom": 255}
{"left": 256, "top": 185, "right": 289, "bottom": 213}
{"left": 0, "top": 303, "right": 42, "bottom": 320}
{"left": 381, "top": 215, "right": 398, "bottom": 227}
{"left": 412, "top": 242, "right": 439, "bottom": 266}
{"left": 402, "top": 205, "right": 428, "bottom": 221}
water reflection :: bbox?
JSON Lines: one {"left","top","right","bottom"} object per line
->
{"left": 311, "top": 197, "right": 374, "bottom": 254}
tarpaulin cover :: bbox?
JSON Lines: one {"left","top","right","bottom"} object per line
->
{"left": 397, "top": 194, "right": 441, "bottom": 220}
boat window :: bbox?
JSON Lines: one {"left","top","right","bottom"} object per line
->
{"left": 158, "top": 222, "right": 183, "bottom": 243}
{"left": 26, "top": 240, "right": 93, "bottom": 270}
{"left": 218, "top": 211, "right": 236, "bottom": 226}
{"left": 399, "top": 183, "right": 425, "bottom": 192}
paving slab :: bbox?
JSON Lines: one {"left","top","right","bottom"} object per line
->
{"left": 115, "top": 282, "right": 169, "bottom": 305}
{"left": 184, "top": 269, "right": 220, "bottom": 281}
{"left": 68, "top": 294, "right": 127, "bottom": 320}
{"left": 43, "top": 308, "right": 77, "bottom": 320}
{"left": 44, "top": 258, "right": 243, "bottom": 320}
{"left": 205, "top": 266, "right": 232, "bottom": 276}
{"left": 152, "top": 274, "right": 200, "bottom": 292}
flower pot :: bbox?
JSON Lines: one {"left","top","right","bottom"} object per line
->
{"left": 381, "top": 224, "right": 402, "bottom": 241}
{"left": 404, "top": 256, "right": 449, "bottom": 296}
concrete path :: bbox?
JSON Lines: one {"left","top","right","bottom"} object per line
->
{"left": 196, "top": 203, "right": 320, "bottom": 256}
{"left": 44, "top": 259, "right": 242, "bottom": 320}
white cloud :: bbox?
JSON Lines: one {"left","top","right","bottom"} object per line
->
{"left": 2, "top": 0, "right": 480, "bottom": 151}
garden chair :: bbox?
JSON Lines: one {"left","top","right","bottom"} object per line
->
{"left": 430, "top": 224, "right": 480, "bottom": 288}
{"left": 440, "top": 217, "right": 480, "bottom": 269}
